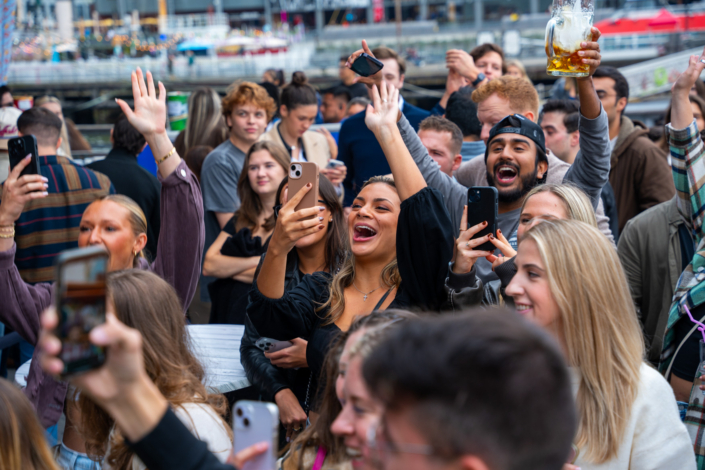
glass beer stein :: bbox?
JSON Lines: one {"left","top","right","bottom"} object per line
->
{"left": 545, "top": 0, "right": 594, "bottom": 77}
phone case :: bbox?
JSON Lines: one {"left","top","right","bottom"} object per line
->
{"left": 233, "top": 401, "right": 279, "bottom": 470}
{"left": 8, "top": 135, "right": 40, "bottom": 177}
{"left": 288, "top": 162, "right": 319, "bottom": 220}
{"left": 351, "top": 53, "right": 384, "bottom": 77}
{"left": 255, "top": 337, "right": 294, "bottom": 353}
{"left": 467, "top": 187, "right": 498, "bottom": 252}
{"left": 54, "top": 246, "right": 109, "bottom": 377}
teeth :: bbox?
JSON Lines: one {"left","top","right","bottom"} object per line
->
{"left": 346, "top": 447, "right": 362, "bottom": 457}
{"left": 356, "top": 225, "right": 377, "bottom": 234}
{"left": 515, "top": 304, "right": 531, "bottom": 311}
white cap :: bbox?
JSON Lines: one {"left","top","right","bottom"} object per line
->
{"left": 0, "top": 106, "right": 21, "bottom": 139}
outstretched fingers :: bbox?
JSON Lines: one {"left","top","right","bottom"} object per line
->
{"left": 146, "top": 70, "right": 156, "bottom": 98}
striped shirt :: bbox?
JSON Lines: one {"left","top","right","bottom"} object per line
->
{"left": 0, "top": 155, "right": 114, "bottom": 283}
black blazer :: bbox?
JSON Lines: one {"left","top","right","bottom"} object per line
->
{"left": 87, "top": 148, "right": 161, "bottom": 259}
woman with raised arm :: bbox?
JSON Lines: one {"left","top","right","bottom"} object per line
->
{"left": 0, "top": 68, "right": 203, "bottom": 464}
{"left": 246, "top": 81, "right": 455, "bottom": 402}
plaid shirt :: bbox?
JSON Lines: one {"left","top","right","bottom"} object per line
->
{"left": 0, "top": 155, "right": 113, "bottom": 283}
{"left": 660, "top": 120, "right": 705, "bottom": 468}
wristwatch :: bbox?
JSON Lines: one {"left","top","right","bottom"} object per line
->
{"left": 472, "top": 72, "right": 486, "bottom": 87}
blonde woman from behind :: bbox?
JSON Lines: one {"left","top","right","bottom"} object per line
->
{"left": 506, "top": 219, "right": 694, "bottom": 470}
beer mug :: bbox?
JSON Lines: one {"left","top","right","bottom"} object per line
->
{"left": 545, "top": 0, "right": 594, "bottom": 77}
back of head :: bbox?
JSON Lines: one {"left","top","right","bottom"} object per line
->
{"left": 17, "top": 107, "right": 62, "bottom": 148}
{"left": 419, "top": 115, "right": 463, "bottom": 155}
{"left": 540, "top": 99, "right": 580, "bottom": 133}
{"left": 592, "top": 66, "right": 629, "bottom": 108}
{"left": 522, "top": 219, "right": 643, "bottom": 463}
{"left": 371, "top": 46, "right": 406, "bottom": 75}
{"left": 445, "top": 86, "right": 481, "bottom": 138}
{"left": 0, "top": 378, "right": 59, "bottom": 470}
{"left": 470, "top": 43, "right": 507, "bottom": 74}
{"left": 346, "top": 96, "right": 370, "bottom": 113}
{"left": 363, "top": 310, "right": 575, "bottom": 470}
{"left": 185, "top": 145, "right": 212, "bottom": 182}
{"left": 185, "top": 87, "right": 223, "bottom": 152}
{"left": 222, "top": 81, "right": 277, "bottom": 124}
{"left": 112, "top": 114, "right": 146, "bottom": 155}
{"left": 258, "top": 81, "right": 281, "bottom": 111}
{"left": 280, "top": 71, "right": 317, "bottom": 110}
{"left": 471, "top": 76, "right": 539, "bottom": 121}
{"left": 523, "top": 183, "right": 597, "bottom": 227}
{"left": 326, "top": 86, "right": 351, "bottom": 104}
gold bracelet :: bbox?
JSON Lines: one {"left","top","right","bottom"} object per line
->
{"left": 156, "top": 147, "right": 176, "bottom": 165}
{"left": 0, "top": 230, "right": 14, "bottom": 239}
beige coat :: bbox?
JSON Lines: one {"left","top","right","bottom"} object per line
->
{"left": 260, "top": 122, "right": 331, "bottom": 169}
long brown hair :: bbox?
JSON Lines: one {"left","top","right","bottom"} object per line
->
{"left": 0, "top": 378, "right": 59, "bottom": 470}
{"left": 79, "top": 270, "right": 230, "bottom": 467}
{"left": 183, "top": 87, "right": 228, "bottom": 155}
{"left": 234, "top": 141, "right": 289, "bottom": 233}
{"left": 320, "top": 177, "right": 401, "bottom": 325}
{"left": 283, "top": 310, "right": 415, "bottom": 470}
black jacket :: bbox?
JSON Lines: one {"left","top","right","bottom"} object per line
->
{"left": 87, "top": 148, "right": 161, "bottom": 259}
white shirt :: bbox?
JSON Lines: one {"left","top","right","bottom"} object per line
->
{"left": 571, "top": 364, "right": 695, "bottom": 470}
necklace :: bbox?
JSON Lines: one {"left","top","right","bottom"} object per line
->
{"left": 352, "top": 282, "right": 381, "bottom": 301}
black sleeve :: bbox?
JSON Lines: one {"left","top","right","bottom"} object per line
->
{"left": 222, "top": 216, "right": 238, "bottom": 236}
{"left": 240, "top": 313, "right": 293, "bottom": 400}
{"left": 396, "top": 187, "right": 455, "bottom": 311}
{"left": 129, "top": 408, "right": 234, "bottom": 470}
{"left": 247, "top": 272, "right": 332, "bottom": 340}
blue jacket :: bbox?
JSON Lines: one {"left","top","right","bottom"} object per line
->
{"left": 339, "top": 102, "right": 430, "bottom": 206}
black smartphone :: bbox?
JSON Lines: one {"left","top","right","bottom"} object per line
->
{"left": 54, "top": 246, "right": 109, "bottom": 378}
{"left": 8, "top": 135, "right": 40, "bottom": 177}
{"left": 467, "top": 186, "right": 498, "bottom": 252}
{"left": 350, "top": 53, "right": 384, "bottom": 77}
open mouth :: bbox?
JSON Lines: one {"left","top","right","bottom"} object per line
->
{"left": 353, "top": 224, "right": 377, "bottom": 242}
{"left": 515, "top": 304, "right": 533, "bottom": 315}
{"left": 494, "top": 165, "right": 518, "bottom": 185}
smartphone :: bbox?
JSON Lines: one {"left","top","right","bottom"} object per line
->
{"left": 255, "top": 337, "right": 294, "bottom": 354}
{"left": 288, "top": 162, "right": 319, "bottom": 220}
{"left": 326, "top": 159, "right": 345, "bottom": 169}
{"left": 233, "top": 401, "right": 279, "bottom": 470}
{"left": 467, "top": 186, "right": 498, "bottom": 252}
{"left": 8, "top": 135, "right": 40, "bottom": 177}
{"left": 53, "top": 246, "right": 109, "bottom": 378}
{"left": 350, "top": 53, "right": 384, "bottom": 77}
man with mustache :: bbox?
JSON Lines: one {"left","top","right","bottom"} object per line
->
{"left": 396, "top": 29, "right": 613, "bottom": 283}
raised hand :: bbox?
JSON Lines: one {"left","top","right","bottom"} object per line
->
{"left": 578, "top": 27, "right": 602, "bottom": 78}
{"left": 446, "top": 49, "right": 481, "bottom": 83}
{"left": 364, "top": 81, "right": 400, "bottom": 138}
{"left": 116, "top": 68, "right": 167, "bottom": 139}
{"left": 673, "top": 45, "right": 705, "bottom": 96}
{"left": 345, "top": 40, "right": 383, "bottom": 89}
{"left": 0, "top": 156, "right": 48, "bottom": 227}
{"left": 269, "top": 183, "right": 325, "bottom": 257}
{"left": 452, "top": 205, "right": 494, "bottom": 274}
{"left": 487, "top": 228, "right": 517, "bottom": 270}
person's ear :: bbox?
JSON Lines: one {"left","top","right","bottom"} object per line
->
{"left": 398, "top": 73, "right": 405, "bottom": 88}
{"left": 280, "top": 105, "right": 289, "bottom": 118}
{"left": 524, "top": 110, "right": 536, "bottom": 123}
{"left": 225, "top": 114, "right": 232, "bottom": 129}
{"left": 134, "top": 233, "right": 148, "bottom": 254}
{"left": 537, "top": 159, "right": 549, "bottom": 179}
{"left": 616, "top": 96, "right": 628, "bottom": 114}
{"left": 17, "top": 130, "right": 23, "bottom": 137}
{"left": 452, "top": 154, "right": 463, "bottom": 172}
{"left": 459, "top": 455, "right": 491, "bottom": 470}
{"left": 55, "top": 136, "right": 62, "bottom": 151}
{"left": 570, "top": 130, "right": 580, "bottom": 148}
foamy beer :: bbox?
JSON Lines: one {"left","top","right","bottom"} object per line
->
{"left": 545, "top": 0, "right": 593, "bottom": 77}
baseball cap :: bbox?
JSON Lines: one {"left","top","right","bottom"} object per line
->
{"left": 0, "top": 106, "right": 21, "bottom": 150}
{"left": 485, "top": 114, "right": 546, "bottom": 163}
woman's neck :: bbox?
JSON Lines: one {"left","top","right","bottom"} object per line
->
{"left": 278, "top": 121, "right": 299, "bottom": 149}
{"left": 258, "top": 192, "right": 277, "bottom": 223}
{"left": 296, "top": 239, "right": 328, "bottom": 274}
{"left": 353, "top": 256, "right": 395, "bottom": 291}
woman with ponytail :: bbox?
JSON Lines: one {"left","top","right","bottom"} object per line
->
{"left": 0, "top": 69, "right": 204, "bottom": 466}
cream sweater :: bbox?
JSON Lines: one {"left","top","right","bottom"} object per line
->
{"left": 571, "top": 364, "right": 695, "bottom": 470}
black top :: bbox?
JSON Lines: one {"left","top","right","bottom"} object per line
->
{"left": 209, "top": 216, "right": 269, "bottom": 325}
{"left": 672, "top": 224, "right": 698, "bottom": 382}
{"left": 248, "top": 187, "right": 454, "bottom": 386}
{"left": 338, "top": 81, "right": 369, "bottom": 99}
{"left": 87, "top": 147, "right": 161, "bottom": 260}
{"left": 130, "top": 408, "right": 231, "bottom": 470}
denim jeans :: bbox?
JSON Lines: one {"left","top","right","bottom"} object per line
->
{"left": 55, "top": 443, "right": 101, "bottom": 470}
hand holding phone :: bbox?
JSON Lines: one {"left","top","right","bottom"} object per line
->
{"left": 8, "top": 135, "right": 40, "bottom": 177}
{"left": 345, "top": 40, "right": 384, "bottom": 88}
{"left": 351, "top": 53, "right": 384, "bottom": 77}
{"left": 453, "top": 205, "right": 495, "bottom": 275}
{"left": 255, "top": 337, "right": 294, "bottom": 354}
{"left": 288, "top": 162, "right": 319, "bottom": 220}
{"left": 466, "top": 187, "right": 498, "bottom": 252}
{"left": 54, "top": 246, "right": 109, "bottom": 378}
{"left": 233, "top": 401, "right": 279, "bottom": 470}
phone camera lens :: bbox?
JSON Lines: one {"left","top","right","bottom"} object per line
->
{"left": 236, "top": 408, "right": 243, "bottom": 417}
{"left": 243, "top": 418, "right": 250, "bottom": 427}
{"left": 290, "top": 165, "right": 296, "bottom": 170}
{"left": 295, "top": 171, "right": 301, "bottom": 177}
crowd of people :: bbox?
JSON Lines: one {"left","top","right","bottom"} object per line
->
{"left": 0, "top": 30, "right": 703, "bottom": 470}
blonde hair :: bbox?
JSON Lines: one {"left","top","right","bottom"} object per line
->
{"left": 93, "top": 195, "right": 149, "bottom": 264}
{"left": 35, "top": 95, "right": 72, "bottom": 159}
{"left": 320, "top": 176, "right": 401, "bottom": 325}
{"left": 522, "top": 219, "right": 644, "bottom": 464}
{"left": 0, "top": 378, "right": 59, "bottom": 470}
{"left": 471, "top": 76, "right": 539, "bottom": 120}
{"left": 505, "top": 59, "right": 529, "bottom": 80}
{"left": 522, "top": 183, "right": 597, "bottom": 228}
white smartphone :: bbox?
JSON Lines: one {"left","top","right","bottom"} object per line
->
{"left": 233, "top": 401, "right": 279, "bottom": 470}
{"left": 326, "top": 159, "right": 345, "bottom": 169}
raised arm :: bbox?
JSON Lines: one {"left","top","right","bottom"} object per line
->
{"left": 668, "top": 46, "right": 705, "bottom": 243}
{"left": 365, "top": 82, "right": 426, "bottom": 201}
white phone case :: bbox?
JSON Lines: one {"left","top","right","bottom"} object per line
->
{"left": 233, "top": 401, "right": 279, "bottom": 470}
